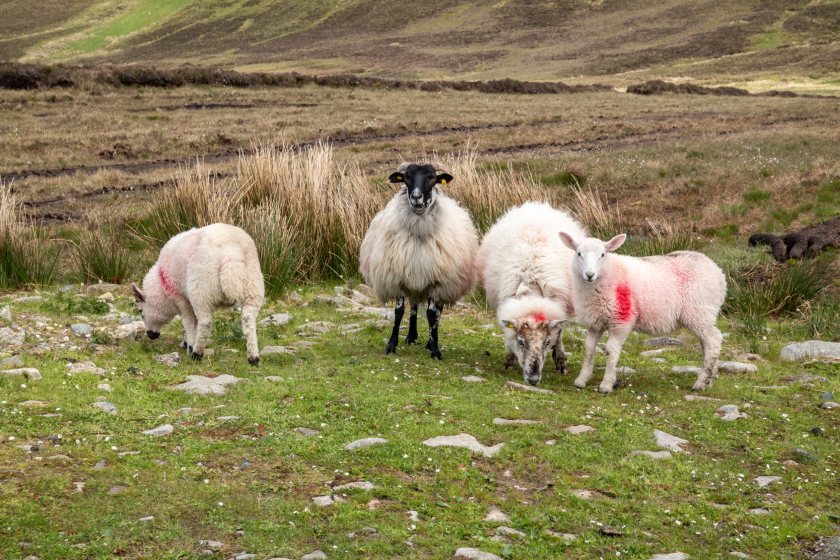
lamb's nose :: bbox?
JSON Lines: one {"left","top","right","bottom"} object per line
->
{"left": 585, "top": 272, "right": 595, "bottom": 281}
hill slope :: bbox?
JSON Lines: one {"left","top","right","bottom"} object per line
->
{"left": 2, "top": 0, "right": 839, "bottom": 85}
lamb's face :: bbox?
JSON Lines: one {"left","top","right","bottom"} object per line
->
{"left": 131, "top": 283, "right": 165, "bottom": 339}
{"left": 560, "top": 233, "right": 627, "bottom": 284}
{"left": 389, "top": 164, "right": 453, "bottom": 216}
{"left": 502, "top": 318, "right": 564, "bottom": 385}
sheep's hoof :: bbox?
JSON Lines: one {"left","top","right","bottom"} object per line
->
{"left": 248, "top": 356, "right": 260, "bottom": 366}
{"left": 180, "top": 340, "right": 188, "bottom": 349}
{"left": 429, "top": 349, "right": 443, "bottom": 360}
{"left": 598, "top": 383, "right": 614, "bottom": 394}
{"left": 385, "top": 343, "right": 397, "bottom": 355}
{"left": 573, "top": 378, "right": 588, "bottom": 389}
{"left": 691, "top": 381, "right": 707, "bottom": 392}
{"left": 405, "top": 334, "right": 418, "bottom": 345}
{"left": 190, "top": 351, "right": 203, "bottom": 361}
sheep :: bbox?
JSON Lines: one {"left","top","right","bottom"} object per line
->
{"left": 475, "top": 202, "right": 586, "bottom": 385}
{"left": 558, "top": 232, "right": 726, "bottom": 393}
{"left": 131, "top": 223, "right": 265, "bottom": 365}
{"left": 359, "top": 163, "right": 478, "bottom": 359}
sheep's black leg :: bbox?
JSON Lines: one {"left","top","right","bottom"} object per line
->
{"left": 405, "top": 303, "right": 419, "bottom": 344}
{"left": 385, "top": 297, "right": 405, "bottom": 354}
{"left": 425, "top": 299, "right": 443, "bottom": 360}
{"left": 553, "top": 344, "right": 567, "bottom": 375}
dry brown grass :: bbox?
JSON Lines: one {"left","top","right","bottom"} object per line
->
{"left": 0, "top": 182, "right": 57, "bottom": 288}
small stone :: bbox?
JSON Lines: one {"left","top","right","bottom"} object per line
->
{"left": 170, "top": 374, "right": 245, "bottom": 396}
{"left": 87, "top": 283, "right": 122, "bottom": 296}
{"left": 461, "top": 375, "right": 485, "bottom": 383}
{"left": 672, "top": 365, "right": 703, "bottom": 374}
{"left": 301, "top": 550, "right": 328, "bottom": 560}
{"left": 176, "top": 407, "right": 193, "bottom": 415}
{"left": 142, "top": 424, "right": 174, "bottom": 436}
{"left": 73, "top": 481, "right": 85, "bottom": 493}
{"left": 92, "top": 402, "right": 117, "bottom": 415}
{"left": 650, "top": 554, "right": 689, "bottom": 560}
{"left": 113, "top": 321, "right": 145, "bottom": 340}
{"left": 493, "top": 418, "right": 539, "bottom": 426}
{"left": 345, "top": 437, "right": 388, "bottom": 451}
{"left": 67, "top": 361, "right": 106, "bottom": 375}
{"left": 641, "top": 348, "right": 673, "bottom": 357}
{"left": 565, "top": 424, "right": 595, "bottom": 435}
{"left": 14, "top": 295, "right": 44, "bottom": 303}
{"left": 484, "top": 507, "right": 510, "bottom": 523}
{"left": 98, "top": 292, "right": 114, "bottom": 302}
{"left": 294, "top": 427, "right": 319, "bottom": 436}
{"left": 495, "top": 526, "right": 525, "bottom": 538}
{"left": 748, "top": 508, "right": 770, "bottom": 515}
{"left": 108, "top": 485, "right": 127, "bottom": 495}
{"left": 755, "top": 476, "right": 781, "bottom": 488}
{"left": 333, "top": 480, "right": 375, "bottom": 491}
{"left": 422, "top": 433, "right": 503, "bottom": 458}
{"left": 783, "top": 373, "right": 827, "bottom": 384}
{"left": 199, "top": 541, "right": 223, "bottom": 552}
{"left": 570, "top": 489, "right": 603, "bottom": 500}
{"left": 311, "top": 495, "right": 340, "bottom": 507}
{"left": 650, "top": 357, "right": 667, "bottom": 363}
{"left": 71, "top": 323, "right": 93, "bottom": 336}
{"left": 261, "top": 345, "right": 292, "bottom": 355}
{"left": 820, "top": 401, "right": 840, "bottom": 410}
{"left": 645, "top": 337, "right": 682, "bottom": 347}
{"left": 93, "top": 460, "right": 107, "bottom": 470}
{"left": 718, "top": 361, "right": 758, "bottom": 373}
{"left": 811, "top": 536, "right": 840, "bottom": 560}
{"left": 1, "top": 367, "right": 41, "bottom": 380}
{"left": 259, "top": 313, "right": 293, "bottom": 327}
{"left": 0, "top": 355, "right": 24, "bottom": 367}
{"left": 139, "top": 515, "right": 154, "bottom": 522}
{"left": 291, "top": 340, "right": 315, "bottom": 349}
{"left": 598, "top": 525, "right": 624, "bottom": 537}
{"left": 504, "top": 380, "right": 555, "bottom": 394}
{"left": 780, "top": 340, "right": 840, "bottom": 362}
{"left": 792, "top": 448, "right": 819, "bottom": 464}
{"left": 729, "top": 553, "right": 750, "bottom": 559}
{"left": 654, "top": 429, "right": 688, "bottom": 452}
{"left": 0, "top": 327, "right": 25, "bottom": 346}
{"left": 454, "top": 548, "right": 503, "bottom": 560}
{"left": 716, "top": 405, "right": 748, "bottom": 421}
{"left": 97, "top": 383, "right": 112, "bottom": 392}
{"left": 297, "top": 321, "right": 335, "bottom": 334}
{"left": 19, "top": 400, "right": 48, "bottom": 407}
{"left": 217, "top": 416, "right": 239, "bottom": 421}
{"left": 0, "top": 305, "right": 11, "bottom": 322}
{"left": 820, "top": 391, "right": 835, "bottom": 401}
{"left": 631, "top": 450, "right": 672, "bottom": 460}
{"left": 234, "top": 554, "right": 255, "bottom": 560}
{"left": 684, "top": 394, "right": 720, "bottom": 402}
{"left": 154, "top": 352, "right": 180, "bottom": 367}
{"left": 544, "top": 530, "right": 577, "bottom": 541}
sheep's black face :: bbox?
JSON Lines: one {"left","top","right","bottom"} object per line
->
{"left": 389, "top": 164, "right": 453, "bottom": 216}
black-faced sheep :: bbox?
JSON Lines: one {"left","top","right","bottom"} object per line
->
{"left": 359, "top": 163, "right": 478, "bottom": 359}
{"left": 132, "top": 223, "right": 265, "bottom": 365}
{"left": 475, "top": 202, "right": 586, "bottom": 385}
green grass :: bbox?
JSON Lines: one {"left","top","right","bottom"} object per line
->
{"left": 0, "top": 279, "right": 837, "bottom": 559}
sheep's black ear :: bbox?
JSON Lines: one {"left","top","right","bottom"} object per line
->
{"left": 388, "top": 172, "right": 405, "bottom": 183}
{"left": 436, "top": 173, "right": 453, "bottom": 185}
{"left": 131, "top": 283, "right": 145, "bottom": 303}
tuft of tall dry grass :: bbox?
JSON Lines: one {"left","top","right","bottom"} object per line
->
{"left": 0, "top": 182, "right": 58, "bottom": 288}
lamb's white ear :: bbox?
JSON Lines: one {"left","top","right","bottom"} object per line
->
{"left": 558, "top": 232, "right": 577, "bottom": 251}
{"left": 131, "top": 283, "right": 145, "bottom": 303}
{"left": 605, "top": 233, "right": 627, "bottom": 252}
{"left": 548, "top": 319, "right": 567, "bottom": 331}
{"left": 501, "top": 319, "right": 518, "bottom": 330}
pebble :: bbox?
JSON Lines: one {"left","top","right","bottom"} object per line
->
{"left": 780, "top": 340, "right": 840, "bottom": 362}
{"left": 422, "top": 433, "right": 503, "bottom": 458}
{"left": 645, "top": 337, "right": 682, "bottom": 347}
{"left": 345, "top": 437, "right": 388, "bottom": 451}
{"left": 142, "top": 424, "right": 174, "bottom": 436}
{"left": 599, "top": 525, "right": 624, "bottom": 536}
{"left": 67, "top": 361, "right": 106, "bottom": 375}
{"left": 1, "top": 367, "right": 41, "bottom": 380}
{"left": 261, "top": 345, "right": 292, "bottom": 355}
{"left": 199, "top": 540, "right": 223, "bottom": 551}
{"left": 565, "top": 425, "right": 596, "bottom": 435}
{"left": 755, "top": 476, "right": 781, "bottom": 488}
{"left": 792, "top": 448, "right": 819, "bottom": 464}
{"left": 631, "top": 450, "right": 672, "bottom": 460}
{"left": 294, "top": 427, "right": 319, "bottom": 436}
{"left": 650, "top": 357, "right": 667, "bottom": 363}
{"left": 570, "top": 489, "right": 603, "bottom": 500}
{"left": 154, "top": 352, "right": 181, "bottom": 367}
{"left": 544, "top": 530, "right": 577, "bottom": 541}
{"left": 484, "top": 507, "right": 510, "bottom": 523}
{"left": 0, "top": 305, "right": 11, "bottom": 323}
{"left": 718, "top": 361, "right": 758, "bottom": 373}
{"left": 19, "top": 400, "right": 48, "bottom": 407}
{"left": 654, "top": 429, "right": 689, "bottom": 452}
{"left": 333, "top": 480, "right": 375, "bottom": 491}
{"left": 138, "top": 516, "right": 154, "bottom": 522}
{"left": 615, "top": 366, "right": 636, "bottom": 374}
{"left": 97, "top": 383, "right": 112, "bottom": 392}
{"left": 297, "top": 321, "right": 335, "bottom": 334}
{"left": 454, "top": 548, "right": 503, "bottom": 560}
{"left": 258, "top": 313, "right": 293, "bottom": 327}
{"left": 347, "top": 527, "right": 379, "bottom": 539}
{"left": 93, "top": 460, "right": 107, "bottom": 470}
{"left": 311, "top": 495, "right": 341, "bottom": 507}
{"left": 684, "top": 394, "right": 720, "bottom": 402}
{"left": 70, "top": 323, "right": 93, "bottom": 336}
{"left": 113, "top": 321, "right": 145, "bottom": 340}
{"left": 821, "top": 391, "right": 835, "bottom": 401}
{"left": 171, "top": 374, "right": 245, "bottom": 396}
{"left": 0, "top": 355, "right": 24, "bottom": 367}
{"left": 108, "top": 485, "right": 127, "bottom": 495}
{"left": 716, "top": 405, "right": 748, "bottom": 421}
{"left": 301, "top": 551, "right": 328, "bottom": 560}
{"left": 504, "top": 380, "right": 555, "bottom": 394}
{"left": 14, "top": 295, "right": 44, "bottom": 303}
{"left": 217, "top": 416, "right": 240, "bottom": 421}
{"left": 650, "top": 554, "right": 689, "bottom": 560}
{"left": 672, "top": 365, "right": 703, "bottom": 374}
{"left": 748, "top": 508, "right": 770, "bottom": 515}
{"left": 461, "top": 375, "right": 486, "bottom": 383}
{"left": 0, "top": 327, "right": 26, "bottom": 346}
{"left": 640, "top": 348, "right": 673, "bottom": 357}
{"left": 811, "top": 536, "right": 840, "bottom": 560}
{"left": 729, "top": 553, "right": 750, "bottom": 559}
{"left": 264, "top": 375, "right": 285, "bottom": 382}
{"left": 820, "top": 402, "right": 839, "bottom": 410}
{"left": 92, "top": 402, "right": 117, "bottom": 415}
{"left": 495, "top": 526, "right": 525, "bottom": 538}
{"left": 493, "top": 418, "right": 539, "bottom": 426}
{"left": 87, "top": 283, "right": 121, "bottom": 295}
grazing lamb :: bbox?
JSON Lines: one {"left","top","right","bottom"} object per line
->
{"left": 558, "top": 232, "right": 726, "bottom": 393}
{"left": 359, "top": 163, "right": 478, "bottom": 359}
{"left": 131, "top": 223, "right": 265, "bottom": 365}
{"left": 475, "top": 202, "right": 586, "bottom": 385}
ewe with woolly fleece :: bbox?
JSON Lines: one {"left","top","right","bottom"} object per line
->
{"left": 475, "top": 202, "right": 586, "bottom": 385}
{"left": 359, "top": 163, "right": 478, "bottom": 359}
{"left": 132, "top": 223, "right": 265, "bottom": 365}
{"left": 559, "top": 232, "right": 726, "bottom": 393}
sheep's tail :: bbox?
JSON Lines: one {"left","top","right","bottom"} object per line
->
{"left": 748, "top": 233, "right": 786, "bottom": 262}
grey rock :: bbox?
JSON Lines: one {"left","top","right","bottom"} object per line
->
{"left": 67, "top": 361, "right": 106, "bottom": 375}
{"left": 294, "top": 427, "right": 319, "bottom": 437}
{"left": 0, "top": 327, "right": 25, "bottom": 347}
{"left": 454, "top": 548, "right": 503, "bottom": 560}
{"left": 19, "top": 400, "right": 48, "bottom": 407}
{"left": 301, "top": 551, "right": 328, "bottom": 560}
{"left": 297, "top": 321, "right": 335, "bottom": 334}
{"left": 176, "top": 407, "right": 193, "bottom": 415}
{"left": 811, "top": 536, "right": 840, "bottom": 560}
{"left": 654, "top": 429, "right": 689, "bottom": 452}
{"left": 820, "top": 401, "right": 840, "bottom": 410}
{"left": 570, "top": 489, "right": 604, "bottom": 500}
{"left": 461, "top": 375, "right": 485, "bottom": 383}
{"left": 347, "top": 527, "right": 379, "bottom": 539}
{"left": 484, "top": 507, "right": 510, "bottom": 523}
{"left": 92, "top": 402, "right": 117, "bottom": 415}
{"left": 423, "top": 433, "right": 503, "bottom": 458}
{"left": 345, "top": 437, "right": 388, "bottom": 451}
{"left": 0, "top": 305, "right": 11, "bottom": 322}
{"left": 71, "top": 323, "right": 93, "bottom": 336}
{"left": 97, "top": 383, "right": 112, "bottom": 392}
{"left": 672, "top": 365, "right": 703, "bottom": 375}
{"left": 311, "top": 495, "right": 338, "bottom": 507}
{"left": 170, "top": 374, "right": 245, "bottom": 396}
{"left": 142, "top": 424, "right": 174, "bottom": 436}
{"left": 1, "top": 367, "right": 41, "bottom": 380}
{"left": 729, "top": 553, "right": 750, "bottom": 559}
{"left": 0, "top": 355, "right": 24, "bottom": 367}
{"left": 291, "top": 340, "right": 315, "bottom": 349}
{"left": 755, "top": 476, "right": 781, "bottom": 488}
{"left": 716, "top": 405, "right": 748, "bottom": 421}
{"left": 154, "top": 352, "right": 180, "bottom": 367}
{"left": 138, "top": 515, "right": 154, "bottom": 522}
{"left": 93, "top": 460, "right": 108, "bottom": 470}
{"left": 821, "top": 391, "right": 835, "bottom": 401}
{"left": 544, "top": 530, "right": 577, "bottom": 541}
{"left": 748, "top": 508, "right": 770, "bottom": 515}
{"left": 199, "top": 540, "right": 223, "bottom": 552}
{"left": 217, "top": 415, "right": 239, "bottom": 421}
{"left": 632, "top": 450, "right": 673, "bottom": 460}
{"left": 504, "top": 380, "right": 555, "bottom": 394}
{"left": 684, "top": 394, "right": 720, "bottom": 402}
{"left": 333, "top": 480, "right": 375, "bottom": 491}
{"left": 650, "top": 555, "right": 689, "bottom": 560}
{"left": 641, "top": 348, "right": 674, "bottom": 357}
{"left": 262, "top": 345, "right": 292, "bottom": 355}
{"left": 645, "top": 337, "right": 682, "bottom": 347}
{"left": 565, "top": 424, "right": 596, "bottom": 435}
{"left": 264, "top": 375, "right": 285, "bottom": 382}
{"left": 793, "top": 448, "right": 819, "bottom": 464}
{"left": 650, "top": 357, "right": 667, "bottom": 363}
{"left": 113, "top": 321, "right": 145, "bottom": 340}
{"left": 780, "top": 340, "right": 840, "bottom": 362}
{"left": 108, "top": 485, "right": 127, "bottom": 495}
{"left": 14, "top": 295, "right": 44, "bottom": 303}
{"left": 615, "top": 366, "right": 636, "bottom": 374}
{"left": 718, "top": 361, "right": 758, "bottom": 373}
{"left": 495, "top": 526, "right": 525, "bottom": 538}
{"left": 86, "top": 283, "right": 121, "bottom": 296}
{"left": 493, "top": 418, "right": 539, "bottom": 426}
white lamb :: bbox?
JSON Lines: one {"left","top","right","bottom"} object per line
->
{"left": 558, "top": 232, "right": 727, "bottom": 393}
{"left": 359, "top": 163, "right": 478, "bottom": 359}
{"left": 476, "top": 202, "right": 586, "bottom": 385}
{"left": 132, "top": 223, "right": 265, "bottom": 365}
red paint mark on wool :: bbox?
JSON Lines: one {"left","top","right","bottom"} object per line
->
{"left": 158, "top": 266, "right": 178, "bottom": 297}
{"left": 531, "top": 311, "right": 546, "bottom": 323}
{"left": 615, "top": 284, "right": 633, "bottom": 322}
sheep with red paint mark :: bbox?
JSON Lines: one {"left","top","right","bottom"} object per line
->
{"left": 558, "top": 232, "right": 727, "bottom": 393}
{"left": 476, "top": 202, "right": 586, "bottom": 385}
{"left": 132, "top": 223, "right": 265, "bottom": 365}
